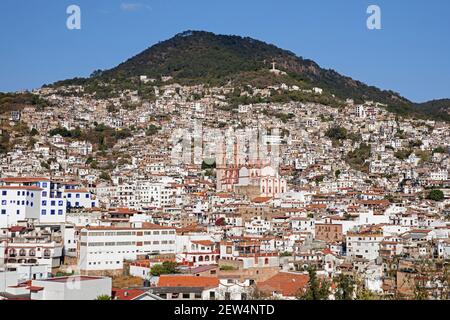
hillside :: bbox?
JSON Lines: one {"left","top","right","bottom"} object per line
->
{"left": 413, "top": 99, "right": 450, "bottom": 122}
{"left": 50, "top": 30, "right": 449, "bottom": 121}
{"left": 100, "top": 31, "right": 410, "bottom": 106}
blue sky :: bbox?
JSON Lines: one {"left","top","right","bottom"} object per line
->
{"left": 0, "top": 0, "right": 449, "bottom": 102}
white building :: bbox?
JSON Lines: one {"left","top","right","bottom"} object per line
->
{"left": 430, "top": 170, "right": 448, "bottom": 181}
{"left": 0, "top": 186, "right": 41, "bottom": 228}
{"left": 0, "top": 178, "right": 66, "bottom": 224}
{"left": 0, "top": 239, "right": 63, "bottom": 269}
{"left": 78, "top": 222, "right": 176, "bottom": 272}
{"left": 30, "top": 276, "right": 112, "bottom": 300}
{"left": 346, "top": 232, "right": 384, "bottom": 261}
{"left": 64, "top": 189, "right": 97, "bottom": 209}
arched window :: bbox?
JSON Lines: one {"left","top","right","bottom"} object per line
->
{"left": 264, "top": 258, "right": 269, "bottom": 265}
{"left": 205, "top": 256, "right": 210, "bottom": 262}
{"left": 19, "top": 249, "right": 26, "bottom": 257}
{"left": 9, "top": 249, "right": 16, "bottom": 256}
{"left": 198, "top": 256, "right": 204, "bottom": 262}
{"left": 29, "top": 249, "right": 36, "bottom": 256}
{"left": 44, "top": 249, "right": 51, "bottom": 257}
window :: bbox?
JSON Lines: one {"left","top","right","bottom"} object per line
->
{"left": 58, "top": 200, "right": 63, "bottom": 206}
{"left": 51, "top": 210, "right": 55, "bottom": 215}
{"left": 42, "top": 191, "right": 47, "bottom": 197}
{"left": 76, "top": 194, "right": 80, "bottom": 198}
{"left": 1, "top": 200, "right": 6, "bottom": 205}
{"left": 182, "top": 293, "right": 190, "bottom": 299}
{"left": 42, "top": 183, "right": 47, "bottom": 188}
{"left": 85, "top": 194, "right": 90, "bottom": 199}
{"left": 1, "top": 209, "right": 6, "bottom": 215}
{"left": 41, "top": 209, "right": 47, "bottom": 215}
{"left": 51, "top": 201, "right": 56, "bottom": 206}
{"left": 58, "top": 210, "right": 63, "bottom": 215}
{"left": 16, "top": 210, "right": 20, "bottom": 215}
{"left": 1, "top": 191, "right": 6, "bottom": 196}
{"left": 116, "top": 231, "right": 132, "bottom": 236}
{"left": 68, "top": 194, "right": 72, "bottom": 198}
{"left": 88, "top": 242, "right": 105, "bottom": 247}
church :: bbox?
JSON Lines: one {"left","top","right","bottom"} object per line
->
{"left": 217, "top": 162, "right": 287, "bottom": 198}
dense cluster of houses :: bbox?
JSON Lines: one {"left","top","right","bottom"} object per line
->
{"left": 0, "top": 78, "right": 449, "bottom": 300}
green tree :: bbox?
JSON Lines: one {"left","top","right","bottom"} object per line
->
{"left": 326, "top": 126, "right": 348, "bottom": 140}
{"left": 432, "top": 146, "right": 447, "bottom": 154}
{"left": 95, "top": 295, "right": 111, "bottom": 300}
{"left": 346, "top": 143, "right": 371, "bottom": 171}
{"left": 99, "top": 172, "right": 111, "bottom": 181}
{"left": 335, "top": 170, "right": 341, "bottom": 178}
{"left": 335, "top": 274, "right": 355, "bottom": 300}
{"left": 427, "top": 189, "right": 444, "bottom": 202}
{"left": 356, "top": 288, "right": 381, "bottom": 300}
{"left": 297, "top": 267, "right": 330, "bottom": 300}
{"left": 394, "top": 149, "right": 412, "bottom": 160}
{"left": 146, "top": 124, "right": 160, "bottom": 136}
{"left": 30, "top": 128, "right": 39, "bottom": 136}
{"left": 150, "top": 261, "right": 178, "bottom": 276}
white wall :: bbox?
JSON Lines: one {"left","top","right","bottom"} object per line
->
{"left": 31, "top": 277, "right": 112, "bottom": 300}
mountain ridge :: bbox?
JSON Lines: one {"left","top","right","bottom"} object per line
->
{"left": 50, "top": 30, "right": 449, "bottom": 121}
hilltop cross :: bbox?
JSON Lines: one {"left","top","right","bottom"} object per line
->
{"left": 271, "top": 62, "right": 276, "bottom": 70}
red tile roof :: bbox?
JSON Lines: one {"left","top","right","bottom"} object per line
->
{"left": 158, "top": 275, "right": 219, "bottom": 289}
{"left": 0, "top": 186, "right": 43, "bottom": 191}
{"left": 257, "top": 272, "right": 309, "bottom": 297}
{"left": 252, "top": 197, "right": 273, "bottom": 203}
{"left": 64, "top": 189, "right": 89, "bottom": 193}
{"left": 85, "top": 222, "right": 173, "bottom": 231}
{"left": 0, "top": 177, "right": 49, "bottom": 183}
{"left": 112, "top": 288, "right": 146, "bottom": 300}
{"left": 191, "top": 240, "right": 215, "bottom": 247}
